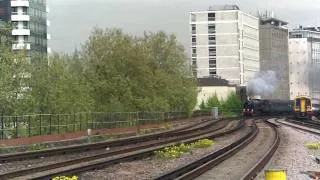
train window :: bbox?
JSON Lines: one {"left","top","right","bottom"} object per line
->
{"left": 306, "top": 99, "right": 311, "bottom": 106}
{"left": 295, "top": 99, "right": 300, "bottom": 106}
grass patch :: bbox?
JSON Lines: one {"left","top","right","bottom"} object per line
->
{"left": 155, "top": 139, "right": 215, "bottom": 159}
{"left": 90, "top": 134, "right": 114, "bottom": 143}
{"left": 305, "top": 142, "right": 320, "bottom": 150}
{"left": 52, "top": 175, "right": 78, "bottom": 180}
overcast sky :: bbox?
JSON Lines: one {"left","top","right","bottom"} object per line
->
{"left": 47, "top": 0, "right": 320, "bottom": 54}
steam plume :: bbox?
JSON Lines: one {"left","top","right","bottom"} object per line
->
{"left": 247, "top": 71, "right": 279, "bottom": 97}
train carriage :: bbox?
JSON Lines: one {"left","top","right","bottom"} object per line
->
{"left": 294, "top": 95, "right": 313, "bottom": 119}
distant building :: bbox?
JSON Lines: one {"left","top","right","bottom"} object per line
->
{"left": 259, "top": 15, "right": 290, "bottom": 100}
{"left": 289, "top": 26, "right": 320, "bottom": 102}
{"left": 0, "top": 0, "right": 50, "bottom": 57}
{"left": 189, "top": 5, "right": 260, "bottom": 85}
{"left": 195, "top": 76, "right": 237, "bottom": 110}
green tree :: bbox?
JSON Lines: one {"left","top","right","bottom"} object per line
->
{"left": 205, "top": 93, "right": 220, "bottom": 112}
{"left": 220, "top": 92, "right": 242, "bottom": 116}
{"left": 82, "top": 28, "right": 197, "bottom": 113}
{"left": 0, "top": 22, "right": 29, "bottom": 115}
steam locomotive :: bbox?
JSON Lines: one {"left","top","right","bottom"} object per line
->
{"left": 243, "top": 99, "right": 294, "bottom": 116}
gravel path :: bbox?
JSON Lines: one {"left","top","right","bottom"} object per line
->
{"left": 196, "top": 121, "right": 275, "bottom": 180}
{"left": 256, "top": 119, "right": 320, "bottom": 180}
{"left": 0, "top": 119, "right": 226, "bottom": 175}
{"left": 79, "top": 120, "right": 250, "bottom": 180}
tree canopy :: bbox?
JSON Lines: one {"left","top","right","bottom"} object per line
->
{"left": 0, "top": 27, "right": 198, "bottom": 115}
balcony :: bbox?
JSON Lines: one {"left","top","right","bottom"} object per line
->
{"left": 208, "top": 17, "right": 215, "bottom": 21}
{"left": 11, "top": 0, "right": 29, "bottom": 7}
{"left": 11, "top": 14, "right": 30, "bottom": 21}
{"left": 192, "top": 53, "right": 197, "bottom": 57}
{"left": 192, "top": 42, "right": 197, "bottom": 46}
{"left": 12, "top": 43, "right": 31, "bottom": 50}
{"left": 12, "top": 29, "right": 30, "bottom": 36}
{"left": 192, "top": 30, "right": 196, "bottom": 34}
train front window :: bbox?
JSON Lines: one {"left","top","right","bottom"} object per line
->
{"left": 295, "top": 99, "right": 301, "bottom": 107}
{"left": 306, "top": 99, "right": 311, "bottom": 106}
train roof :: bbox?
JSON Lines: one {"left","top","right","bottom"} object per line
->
{"left": 294, "top": 95, "right": 311, "bottom": 99}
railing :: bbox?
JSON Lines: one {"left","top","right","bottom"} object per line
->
{"left": 0, "top": 111, "right": 211, "bottom": 140}
{"left": 11, "top": 12, "right": 28, "bottom": 16}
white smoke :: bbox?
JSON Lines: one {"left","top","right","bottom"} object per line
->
{"left": 247, "top": 71, "right": 280, "bottom": 97}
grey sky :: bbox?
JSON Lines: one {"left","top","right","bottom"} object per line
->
{"left": 47, "top": 0, "right": 320, "bottom": 54}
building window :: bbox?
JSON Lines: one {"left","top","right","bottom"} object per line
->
{"left": 191, "top": 24, "right": 196, "bottom": 34}
{"left": 209, "top": 57, "right": 216, "bottom": 68}
{"left": 192, "top": 60, "right": 196, "bottom": 66}
{"left": 209, "top": 47, "right": 216, "bottom": 56}
{"left": 192, "top": 36, "right": 196, "bottom": 46}
{"left": 209, "top": 69, "right": 217, "bottom": 75}
{"left": 191, "top": 14, "right": 196, "bottom": 22}
{"left": 192, "top": 47, "right": 196, "bottom": 57}
{"left": 208, "top": 24, "right": 216, "bottom": 34}
{"left": 208, "top": 35, "right": 215, "bottom": 45}
{"left": 208, "top": 13, "right": 215, "bottom": 21}
{"left": 22, "top": 7, "right": 28, "bottom": 15}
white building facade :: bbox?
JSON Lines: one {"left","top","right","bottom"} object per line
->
{"left": 0, "top": 0, "right": 50, "bottom": 57}
{"left": 289, "top": 27, "right": 320, "bottom": 102}
{"left": 190, "top": 5, "right": 260, "bottom": 85}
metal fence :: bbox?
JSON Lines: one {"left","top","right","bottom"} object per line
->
{"left": 0, "top": 111, "right": 211, "bottom": 140}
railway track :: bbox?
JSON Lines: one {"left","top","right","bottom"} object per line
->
{"left": 1, "top": 119, "right": 245, "bottom": 180}
{"left": 276, "top": 118, "right": 320, "bottom": 135}
{"left": 155, "top": 119, "right": 279, "bottom": 180}
{"left": 0, "top": 117, "right": 217, "bottom": 163}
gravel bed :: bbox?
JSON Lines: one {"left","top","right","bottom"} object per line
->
{"left": 0, "top": 119, "right": 224, "bottom": 175}
{"left": 196, "top": 121, "right": 275, "bottom": 180}
{"left": 79, "top": 120, "right": 250, "bottom": 180}
{"left": 256, "top": 119, "right": 320, "bottom": 180}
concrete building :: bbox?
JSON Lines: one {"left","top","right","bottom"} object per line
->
{"left": 289, "top": 27, "right": 320, "bottom": 102}
{"left": 0, "top": 0, "right": 50, "bottom": 57}
{"left": 190, "top": 5, "right": 260, "bottom": 85}
{"left": 259, "top": 16, "right": 290, "bottom": 100}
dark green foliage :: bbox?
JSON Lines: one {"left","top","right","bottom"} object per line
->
{"left": 199, "top": 92, "right": 242, "bottom": 117}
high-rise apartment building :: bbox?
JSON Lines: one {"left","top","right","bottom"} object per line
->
{"left": 259, "top": 16, "right": 290, "bottom": 100}
{"left": 0, "top": 0, "right": 49, "bottom": 57}
{"left": 289, "top": 27, "right": 320, "bottom": 102}
{"left": 189, "top": 5, "right": 260, "bottom": 85}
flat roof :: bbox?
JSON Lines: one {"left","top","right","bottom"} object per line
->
{"left": 260, "top": 17, "right": 288, "bottom": 25}
{"left": 197, "top": 77, "right": 236, "bottom": 87}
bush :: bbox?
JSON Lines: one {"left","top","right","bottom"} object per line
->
{"left": 199, "top": 92, "right": 242, "bottom": 117}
